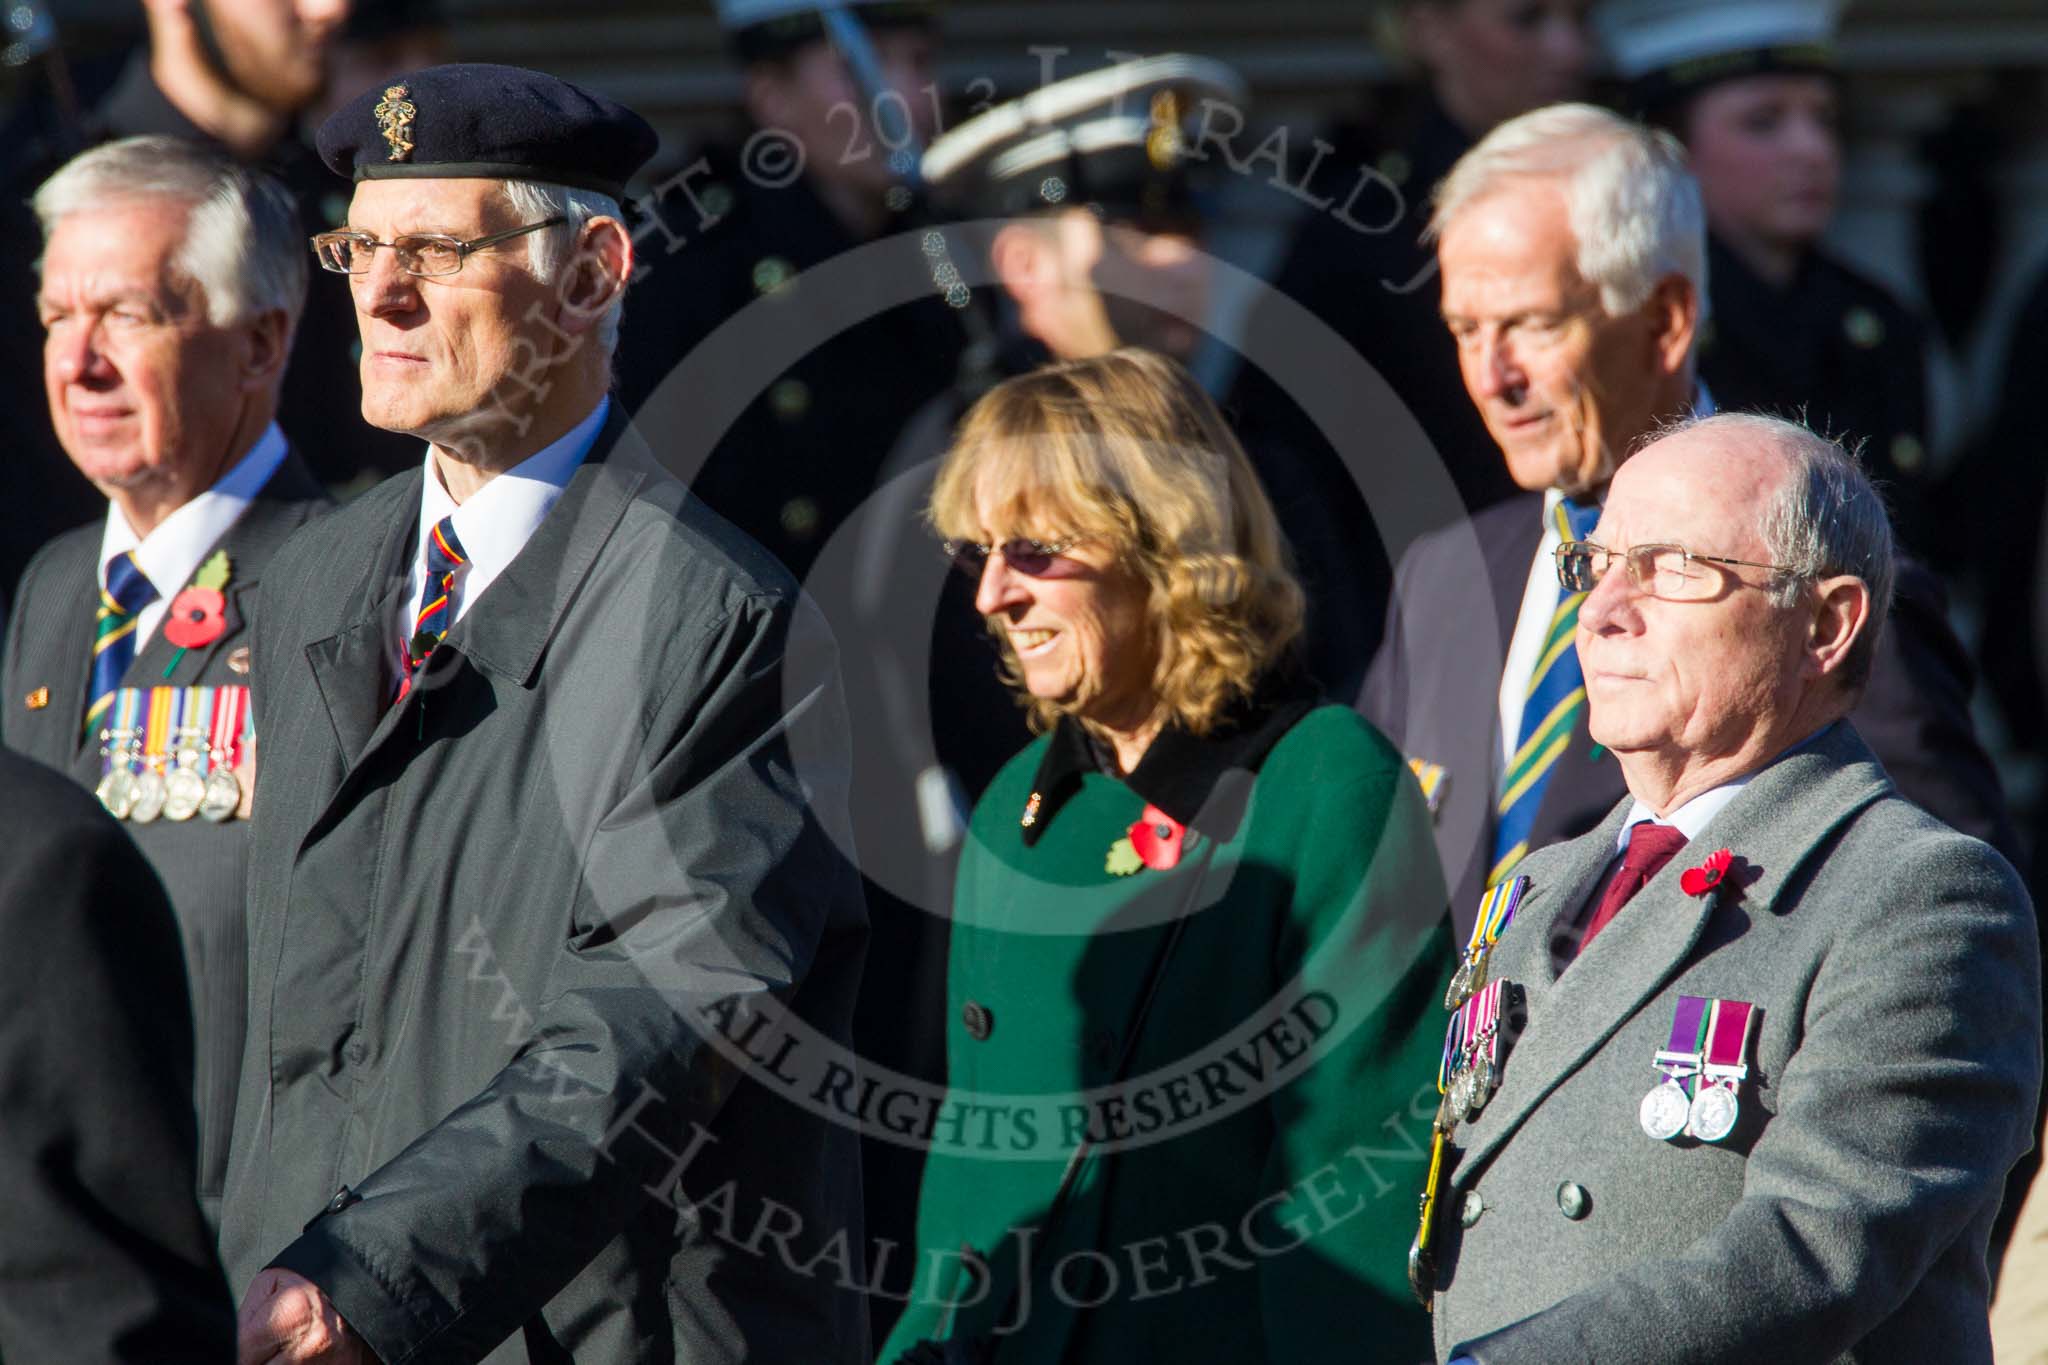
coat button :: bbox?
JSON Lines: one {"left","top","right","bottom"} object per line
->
{"left": 1556, "top": 1181, "right": 1591, "bottom": 1220}
{"left": 304, "top": 1184, "right": 360, "bottom": 1231}
{"left": 962, "top": 1001, "right": 993, "bottom": 1041}
{"left": 1461, "top": 1190, "right": 1485, "bottom": 1228}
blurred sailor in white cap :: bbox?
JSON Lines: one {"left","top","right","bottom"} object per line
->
{"left": 899, "top": 54, "right": 1382, "bottom": 764}
{"left": 1597, "top": 0, "right": 1936, "bottom": 550}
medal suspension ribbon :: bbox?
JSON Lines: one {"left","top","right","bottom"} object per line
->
{"left": 107, "top": 687, "right": 144, "bottom": 773}
{"left": 143, "top": 683, "right": 176, "bottom": 775}
{"left": 1447, "top": 874, "right": 1529, "bottom": 1009}
{"left": 1688, "top": 997, "right": 1757, "bottom": 1143}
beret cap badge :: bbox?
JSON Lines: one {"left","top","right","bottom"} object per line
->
{"left": 374, "top": 84, "right": 417, "bottom": 162}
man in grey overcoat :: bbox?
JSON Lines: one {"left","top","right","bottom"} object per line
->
{"left": 1418, "top": 413, "right": 2041, "bottom": 1363}
{"left": 221, "top": 65, "right": 869, "bottom": 1364}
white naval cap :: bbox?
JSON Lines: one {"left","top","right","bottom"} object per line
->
{"left": 921, "top": 54, "right": 1246, "bottom": 226}
{"left": 1595, "top": 0, "right": 1845, "bottom": 87}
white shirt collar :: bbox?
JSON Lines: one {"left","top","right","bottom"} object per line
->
{"left": 403, "top": 397, "right": 609, "bottom": 636}
{"left": 1616, "top": 778, "right": 1751, "bottom": 855}
{"left": 97, "top": 422, "right": 288, "bottom": 648}
{"left": 1613, "top": 725, "right": 1831, "bottom": 855}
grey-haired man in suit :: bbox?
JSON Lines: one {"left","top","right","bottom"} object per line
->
{"left": 1361, "top": 103, "right": 2015, "bottom": 939}
{"left": 1418, "top": 412, "right": 2041, "bottom": 1364}
{"left": 1, "top": 134, "right": 329, "bottom": 1230}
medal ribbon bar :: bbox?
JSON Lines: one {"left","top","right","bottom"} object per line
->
{"left": 1447, "top": 874, "right": 1530, "bottom": 1009}
{"left": 1701, "top": 998, "right": 1755, "bottom": 1083}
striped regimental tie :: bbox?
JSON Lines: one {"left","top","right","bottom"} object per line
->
{"left": 397, "top": 515, "right": 468, "bottom": 701}
{"left": 1488, "top": 495, "right": 1602, "bottom": 886}
{"left": 85, "top": 551, "right": 159, "bottom": 739}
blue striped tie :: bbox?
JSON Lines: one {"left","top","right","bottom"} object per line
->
{"left": 86, "top": 551, "right": 158, "bottom": 738}
{"left": 1490, "top": 496, "right": 1602, "bottom": 885}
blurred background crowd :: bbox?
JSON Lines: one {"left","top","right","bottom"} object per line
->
{"left": 11, "top": 0, "right": 2048, "bottom": 866}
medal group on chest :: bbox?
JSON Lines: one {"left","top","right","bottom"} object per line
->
{"left": 95, "top": 684, "right": 249, "bottom": 825}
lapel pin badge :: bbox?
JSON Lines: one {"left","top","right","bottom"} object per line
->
{"left": 228, "top": 646, "right": 252, "bottom": 676}
{"left": 24, "top": 686, "right": 48, "bottom": 710}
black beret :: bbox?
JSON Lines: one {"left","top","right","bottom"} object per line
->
{"left": 315, "top": 63, "right": 658, "bottom": 201}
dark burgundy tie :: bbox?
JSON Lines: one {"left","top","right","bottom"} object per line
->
{"left": 1576, "top": 823, "right": 1689, "bottom": 958}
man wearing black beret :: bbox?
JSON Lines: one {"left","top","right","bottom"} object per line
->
{"left": 220, "top": 63, "right": 869, "bottom": 1364}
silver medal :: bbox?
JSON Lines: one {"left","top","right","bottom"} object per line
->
{"left": 1464, "top": 1050, "right": 1495, "bottom": 1119}
{"left": 97, "top": 767, "right": 137, "bottom": 820}
{"left": 1639, "top": 1079, "right": 1691, "bottom": 1141}
{"left": 200, "top": 766, "right": 242, "bottom": 823}
{"left": 129, "top": 768, "right": 167, "bottom": 824}
{"left": 163, "top": 765, "right": 206, "bottom": 822}
{"left": 1444, "top": 958, "right": 1474, "bottom": 1011}
{"left": 1448, "top": 1066, "right": 1476, "bottom": 1118}
{"left": 1686, "top": 1083, "right": 1739, "bottom": 1142}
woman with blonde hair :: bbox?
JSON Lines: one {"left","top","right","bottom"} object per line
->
{"left": 880, "top": 349, "right": 1451, "bottom": 1363}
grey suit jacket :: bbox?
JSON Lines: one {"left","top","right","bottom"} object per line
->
{"left": 220, "top": 409, "right": 870, "bottom": 1364}
{"left": 0, "top": 450, "right": 329, "bottom": 1220}
{"left": 1426, "top": 722, "right": 2041, "bottom": 1364}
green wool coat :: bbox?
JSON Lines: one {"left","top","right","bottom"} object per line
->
{"left": 879, "top": 696, "right": 1454, "bottom": 1363}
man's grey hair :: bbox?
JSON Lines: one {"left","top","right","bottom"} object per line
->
{"left": 33, "top": 134, "right": 306, "bottom": 338}
{"left": 1428, "top": 103, "right": 1708, "bottom": 322}
{"left": 1677, "top": 412, "right": 1897, "bottom": 695}
{"left": 502, "top": 179, "right": 625, "bottom": 357}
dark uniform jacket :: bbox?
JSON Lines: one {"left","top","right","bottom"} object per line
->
{"left": 219, "top": 410, "right": 871, "bottom": 1364}
{"left": 1425, "top": 724, "right": 2039, "bottom": 1363}
{"left": 1698, "top": 237, "right": 1934, "bottom": 550}
{"left": 1362, "top": 491, "right": 2018, "bottom": 934}
{"left": 880, "top": 689, "right": 1452, "bottom": 1363}
{"left": 0, "top": 749, "right": 235, "bottom": 1363}
{"left": 617, "top": 144, "right": 968, "bottom": 583}
{"left": 0, "top": 448, "right": 329, "bottom": 1223}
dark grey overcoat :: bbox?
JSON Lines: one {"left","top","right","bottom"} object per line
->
{"left": 219, "top": 410, "right": 871, "bottom": 1363}
{"left": 1425, "top": 722, "right": 2041, "bottom": 1363}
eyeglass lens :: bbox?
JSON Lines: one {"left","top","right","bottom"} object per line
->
{"left": 948, "top": 540, "right": 1063, "bottom": 577}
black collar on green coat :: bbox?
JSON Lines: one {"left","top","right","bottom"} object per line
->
{"left": 1019, "top": 666, "right": 1323, "bottom": 847}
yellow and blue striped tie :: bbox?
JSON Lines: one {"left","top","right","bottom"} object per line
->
{"left": 85, "top": 551, "right": 158, "bottom": 738}
{"left": 1489, "top": 496, "right": 1601, "bottom": 885}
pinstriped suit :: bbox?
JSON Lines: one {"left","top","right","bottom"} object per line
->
{"left": 0, "top": 449, "right": 329, "bottom": 1224}
{"left": 1360, "top": 491, "right": 2018, "bottom": 939}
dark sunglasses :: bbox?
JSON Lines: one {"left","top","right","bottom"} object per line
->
{"left": 941, "top": 536, "right": 1088, "bottom": 577}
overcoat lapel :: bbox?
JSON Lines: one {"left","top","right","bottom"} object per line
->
{"left": 1454, "top": 724, "right": 1895, "bottom": 1182}
{"left": 25, "top": 539, "right": 106, "bottom": 782}
{"left": 300, "top": 409, "right": 653, "bottom": 822}
{"left": 303, "top": 471, "right": 419, "bottom": 786}
{"left": 125, "top": 451, "right": 328, "bottom": 691}
{"left": 1481, "top": 494, "right": 1544, "bottom": 658}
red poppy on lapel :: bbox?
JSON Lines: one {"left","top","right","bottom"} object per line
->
{"left": 1128, "top": 805, "right": 1185, "bottom": 871}
{"left": 164, "top": 587, "right": 227, "bottom": 649}
{"left": 1680, "top": 847, "right": 1735, "bottom": 897}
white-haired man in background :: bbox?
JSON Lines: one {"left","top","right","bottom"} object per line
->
{"left": 1360, "top": 102, "right": 2013, "bottom": 937}
{"left": 1, "top": 133, "right": 330, "bottom": 1229}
